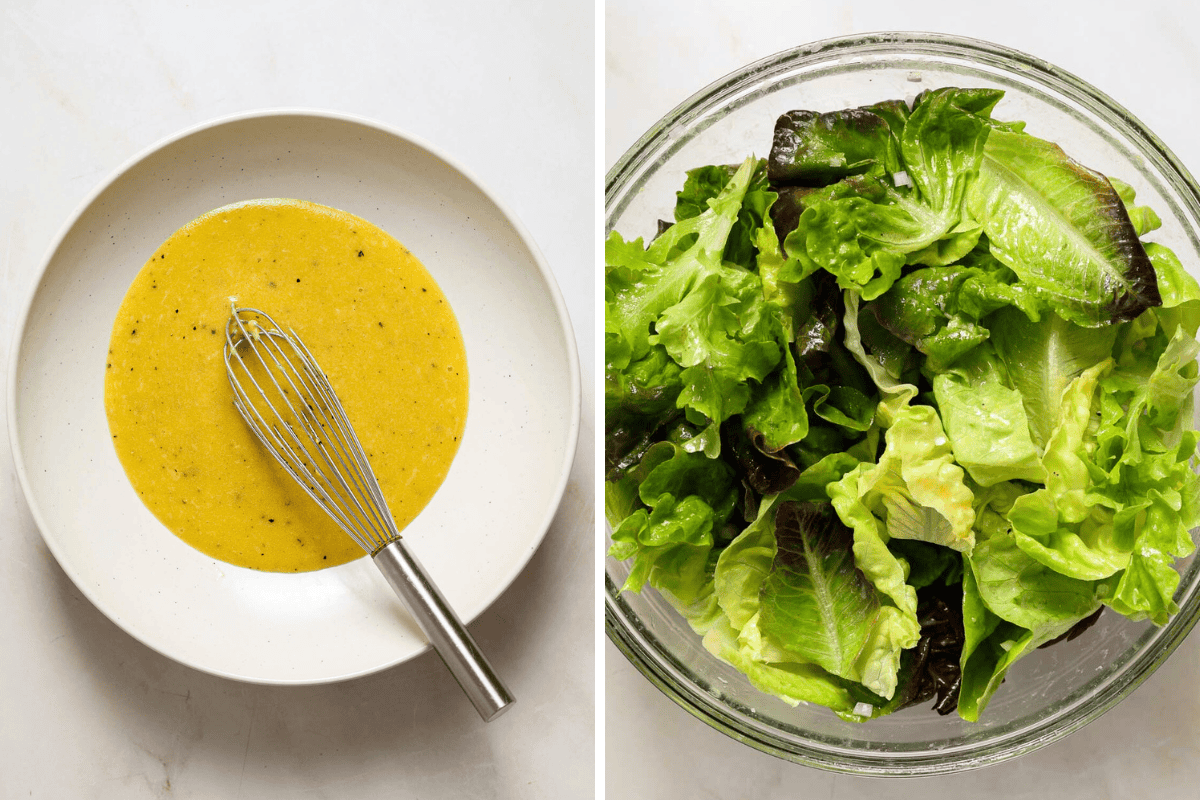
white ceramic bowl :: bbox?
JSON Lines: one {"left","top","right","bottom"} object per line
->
{"left": 9, "top": 109, "right": 580, "bottom": 684}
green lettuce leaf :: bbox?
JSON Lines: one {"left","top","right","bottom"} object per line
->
{"left": 777, "top": 89, "right": 996, "bottom": 301}
{"left": 828, "top": 388, "right": 976, "bottom": 554}
{"left": 607, "top": 441, "right": 737, "bottom": 604}
{"left": 971, "top": 528, "right": 1103, "bottom": 632}
{"left": 606, "top": 87, "right": 1200, "bottom": 726}
{"left": 606, "top": 158, "right": 786, "bottom": 456}
{"left": 713, "top": 454, "right": 863, "bottom": 631}
{"left": 1147, "top": 242, "right": 1200, "bottom": 311}
{"left": 989, "top": 306, "right": 1118, "bottom": 451}
{"left": 932, "top": 343, "right": 1045, "bottom": 486}
{"left": 674, "top": 161, "right": 775, "bottom": 271}
{"left": 959, "top": 529, "right": 1103, "bottom": 720}
{"left": 742, "top": 345, "right": 809, "bottom": 452}
{"left": 1007, "top": 360, "right": 1130, "bottom": 580}
{"left": 958, "top": 562, "right": 1029, "bottom": 722}
{"left": 701, "top": 616, "right": 861, "bottom": 713}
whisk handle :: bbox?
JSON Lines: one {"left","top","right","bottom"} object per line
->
{"left": 373, "top": 539, "right": 515, "bottom": 721}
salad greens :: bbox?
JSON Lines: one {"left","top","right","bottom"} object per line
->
{"left": 605, "top": 87, "right": 1200, "bottom": 722}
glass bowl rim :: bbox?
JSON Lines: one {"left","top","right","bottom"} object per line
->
{"left": 604, "top": 30, "right": 1200, "bottom": 776}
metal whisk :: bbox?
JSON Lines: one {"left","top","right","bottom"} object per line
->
{"left": 223, "top": 303, "right": 513, "bottom": 721}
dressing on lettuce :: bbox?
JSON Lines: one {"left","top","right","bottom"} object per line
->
{"left": 606, "top": 87, "right": 1200, "bottom": 722}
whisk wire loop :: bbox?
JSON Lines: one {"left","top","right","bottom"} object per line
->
{"left": 223, "top": 303, "right": 513, "bottom": 721}
{"left": 225, "top": 306, "right": 392, "bottom": 553}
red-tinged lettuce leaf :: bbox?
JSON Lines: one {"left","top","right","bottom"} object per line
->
{"left": 604, "top": 345, "right": 684, "bottom": 477}
{"left": 967, "top": 128, "right": 1162, "bottom": 326}
{"left": 758, "top": 501, "right": 918, "bottom": 698}
{"left": 882, "top": 584, "right": 968, "bottom": 715}
{"left": 778, "top": 91, "right": 995, "bottom": 302}
{"left": 723, "top": 421, "right": 803, "bottom": 498}
{"left": 768, "top": 106, "right": 902, "bottom": 186}
{"left": 1110, "top": 177, "right": 1163, "bottom": 237}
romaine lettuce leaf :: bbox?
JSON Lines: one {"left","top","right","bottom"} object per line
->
{"left": 1110, "top": 176, "right": 1163, "bottom": 237}
{"left": 967, "top": 128, "right": 1162, "bottom": 326}
{"left": 742, "top": 501, "right": 919, "bottom": 700}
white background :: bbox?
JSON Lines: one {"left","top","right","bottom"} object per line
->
{"left": 1, "top": 1, "right": 594, "bottom": 798}
{"left": 606, "top": 1, "right": 1200, "bottom": 798}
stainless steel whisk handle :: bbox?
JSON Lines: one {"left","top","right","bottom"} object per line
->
{"left": 373, "top": 540, "right": 514, "bottom": 721}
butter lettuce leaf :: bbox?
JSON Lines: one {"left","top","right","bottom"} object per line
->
{"left": 932, "top": 343, "right": 1045, "bottom": 486}
{"left": 701, "top": 616, "right": 861, "bottom": 713}
{"left": 989, "top": 307, "right": 1118, "bottom": 451}
{"left": 829, "top": 390, "right": 976, "bottom": 554}
{"left": 959, "top": 530, "right": 1103, "bottom": 720}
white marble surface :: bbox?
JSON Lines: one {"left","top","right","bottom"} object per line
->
{"left": 606, "top": 1, "right": 1200, "bottom": 797}
{"left": 1, "top": 2, "right": 594, "bottom": 798}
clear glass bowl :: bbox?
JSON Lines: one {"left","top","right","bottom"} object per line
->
{"left": 604, "top": 32, "right": 1200, "bottom": 776}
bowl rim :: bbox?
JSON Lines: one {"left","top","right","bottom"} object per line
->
{"left": 8, "top": 107, "right": 582, "bottom": 685}
{"left": 604, "top": 30, "right": 1200, "bottom": 775}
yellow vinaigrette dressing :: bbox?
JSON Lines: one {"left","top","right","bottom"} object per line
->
{"left": 104, "top": 199, "right": 468, "bottom": 572}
